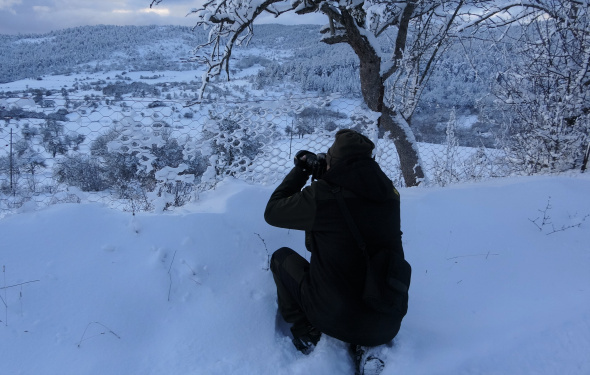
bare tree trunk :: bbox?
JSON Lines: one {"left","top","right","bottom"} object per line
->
{"left": 339, "top": 8, "right": 425, "bottom": 186}
{"left": 380, "top": 107, "right": 424, "bottom": 186}
{"left": 358, "top": 60, "right": 425, "bottom": 186}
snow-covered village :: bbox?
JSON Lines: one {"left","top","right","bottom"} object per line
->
{"left": 1, "top": 1, "right": 589, "bottom": 375}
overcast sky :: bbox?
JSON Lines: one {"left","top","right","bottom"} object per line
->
{"left": 0, "top": 0, "right": 325, "bottom": 35}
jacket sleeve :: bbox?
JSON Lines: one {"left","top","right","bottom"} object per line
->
{"left": 264, "top": 167, "right": 316, "bottom": 231}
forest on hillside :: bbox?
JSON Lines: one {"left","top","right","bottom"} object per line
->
{"left": 0, "top": 9, "right": 588, "bottom": 214}
{"left": 1, "top": 23, "right": 499, "bottom": 146}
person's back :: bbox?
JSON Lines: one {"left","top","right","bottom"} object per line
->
{"left": 265, "top": 129, "right": 411, "bottom": 374}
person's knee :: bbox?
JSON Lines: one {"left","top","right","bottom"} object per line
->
{"left": 270, "top": 247, "right": 295, "bottom": 273}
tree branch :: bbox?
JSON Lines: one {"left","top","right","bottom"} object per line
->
{"left": 419, "top": 1, "right": 463, "bottom": 86}
{"left": 459, "top": 2, "right": 573, "bottom": 32}
{"left": 382, "top": 1, "right": 418, "bottom": 81}
{"left": 183, "top": 0, "right": 295, "bottom": 99}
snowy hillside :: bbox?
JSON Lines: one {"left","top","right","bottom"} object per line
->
{"left": 0, "top": 23, "right": 493, "bottom": 143}
{"left": 2, "top": 174, "right": 589, "bottom": 374}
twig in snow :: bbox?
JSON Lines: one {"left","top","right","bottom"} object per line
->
{"left": 2, "top": 266, "right": 6, "bottom": 326}
{"left": 254, "top": 233, "right": 270, "bottom": 271}
{"left": 167, "top": 250, "right": 177, "bottom": 302}
{"left": 446, "top": 252, "right": 499, "bottom": 261}
{"left": 528, "top": 196, "right": 552, "bottom": 231}
{"left": 546, "top": 214, "right": 589, "bottom": 235}
{"left": 19, "top": 285, "right": 23, "bottom": 318}
{"left": 529, "top": 197, "right": 589, "bottom": 235}
{"left": 182, "top": 260, "right": 197, "bottom": 275}
{"left": 77, "top": 321, "right": 121, "bottom": 348}
{"left": 0, "top": 293, "right": 6, "bottom": 310}
{"left": 0, "top": 279, "right": 41, "bottom": 290}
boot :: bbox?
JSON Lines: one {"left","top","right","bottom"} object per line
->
{"left": 350, "top": 344, "right": 385, "bottom": 375}
{"left": 291, "top": 325, "right": 322, "bottom": 355}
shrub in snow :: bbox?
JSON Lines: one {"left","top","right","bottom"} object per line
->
{"left": 41, "top": 119, "right": 85, "bottom": 158}
{"left": 199, "top": 106, "right": 276, "bottom": 182}
{"left": 292, "top": 106, "right": 347, "bottom": 138}
{"left": 148, "top": 100, "right": 167, "bottom": 108}
{"left": 54, "top": 155, "right": 109, "bottom": 192}
{"left": 83, "top": 118, "right": 208, "bottom": 210}
{"left": 432, "top": 108, "right": 460, "bottom": 187}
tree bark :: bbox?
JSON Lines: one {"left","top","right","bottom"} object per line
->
{"left": 339, "top": 8, "right": 425, "bottom": 186}
{"left": 380, "top": 107, "right": 424, "bottom": 186}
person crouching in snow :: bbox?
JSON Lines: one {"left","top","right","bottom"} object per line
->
{"left": 264, "top": 129, "right": 411, "bottom": 375}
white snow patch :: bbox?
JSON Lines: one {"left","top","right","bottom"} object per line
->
{"left": 1, "top": 174, "right": 590, "bottom": 374}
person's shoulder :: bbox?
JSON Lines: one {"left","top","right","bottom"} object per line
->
{"left": 310, "top": 179, "right": 336, "bottom": 199}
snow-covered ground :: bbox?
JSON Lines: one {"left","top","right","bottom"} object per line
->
{"left": 1, "top": 173, "right": 589, "bottom": 374}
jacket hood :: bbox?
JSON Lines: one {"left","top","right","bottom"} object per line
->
{"left": 322, "top": 157, "right": 394, "bottom": 202}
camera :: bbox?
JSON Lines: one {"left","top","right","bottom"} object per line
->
{"left": 294, "top": 150, "right": 327, "bottom": 180}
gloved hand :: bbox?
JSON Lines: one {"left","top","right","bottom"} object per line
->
{"left": 294, "top": 150, "right": 315, "bottom": 175}
{"left": 294, "top": 150, "right": 327, "bottom": 180}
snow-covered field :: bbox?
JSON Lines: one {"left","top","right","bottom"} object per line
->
{"left": 2, "top": 173, "right": 589, "bottom": 374}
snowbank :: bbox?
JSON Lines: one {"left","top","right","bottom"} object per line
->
{"left": 1, "top": 175, "right": 589, "bottom": 374}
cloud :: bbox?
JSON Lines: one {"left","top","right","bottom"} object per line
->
{"left": 32, "top": 5, "right": 50, "bottom": 13}
{"left": 0, "top": 0, "right": 22, "bottom": 12}
{"left": 0, "top": 0, "right": 323, "bottom": 35}
{"left": 139, "top": 7, "right": 170, "bottom": 16}
{"left": 256, "top": 11, "right": 325, "bottom": 26}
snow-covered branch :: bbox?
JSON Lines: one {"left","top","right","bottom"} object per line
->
{"left": 458, "top": 1, "right": 589, "bottom": 34}
{"left": 153, "top": 0, "right": 295, "bottom": 100}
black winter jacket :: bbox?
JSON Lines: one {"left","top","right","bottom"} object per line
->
{"left": 264, "top": 157, "right": 409, "bottom": 346}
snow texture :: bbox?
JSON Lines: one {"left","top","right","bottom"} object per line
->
{"left": 1, "top": 174, "right": 590, "bottom": 374}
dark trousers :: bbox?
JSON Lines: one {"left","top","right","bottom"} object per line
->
{"left": 270, "top": 247, "right": 312, "bottom": 337}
